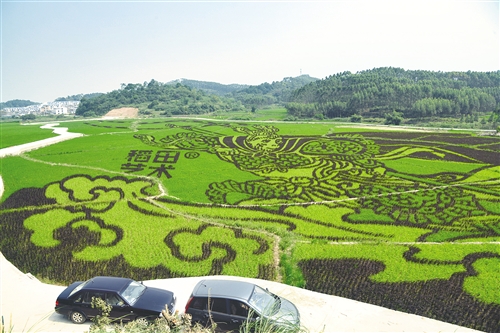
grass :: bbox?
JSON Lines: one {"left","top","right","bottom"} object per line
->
{"left": 0, "top": 122, "right": 58, "bottom": 148}
{"left": 383, "top": 158, "right": 487, "bottom": 175}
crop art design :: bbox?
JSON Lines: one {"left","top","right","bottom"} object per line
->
{"left": 134, "top": 121, "right": 500, "bottom": 243}
{"left": 1, "top": 174, "right": 275, "bottom": 281}
{"left": 131, "top": 121, "right": 500, "bottom": 331}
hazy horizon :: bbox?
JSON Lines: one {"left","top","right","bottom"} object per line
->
{"left": 2, "top": 0, "right": 498, "bottom": 103}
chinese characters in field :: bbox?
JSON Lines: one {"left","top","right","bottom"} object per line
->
{"left": 121, "top": 150, "right": 180, "bottom": 178}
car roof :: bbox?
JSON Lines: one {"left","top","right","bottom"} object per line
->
{"left": 192, "top": 279, "right": 256, "bottom": 301}
{"left": 81, "top": 276, "right": 134, "bottom": 292}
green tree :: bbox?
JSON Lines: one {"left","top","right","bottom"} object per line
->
{"left": 350, "top": 114, "right": 362, "bottom": 123}
{"left": 21, "top": 114, "right": 36, "bottom": 121}
{"left": 384, "top": 110, "right": 403, "bottom": 125}
{"left": 83, "top": 111, "right": 97, "bottom": 118}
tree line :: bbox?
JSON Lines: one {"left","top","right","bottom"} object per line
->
{"left": 0, "top": 99, "right": 39, "bottom": 109}
{"left": 286, "top": 67, "right": 500, "bottom": 119}
{"left": 76, "top": 80, "right": 245, "bottom": 117}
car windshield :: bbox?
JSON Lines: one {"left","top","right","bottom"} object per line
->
{"left": 248, "top": 285, "right": 279, "bottom": 315}
{"left": 119, "top": 281, "right": 146, "bottom": 305}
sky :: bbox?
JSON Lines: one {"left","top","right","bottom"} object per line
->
{"left": 1, "top": 0, "right": 499, "bottom": 103}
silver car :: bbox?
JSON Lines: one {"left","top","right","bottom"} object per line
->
{"left": 185, "top": 279, "right": 300, "bottom": 332}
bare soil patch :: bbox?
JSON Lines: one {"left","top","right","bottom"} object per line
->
{"left": 103, "top": 107, "right": 139, "bottom": 118}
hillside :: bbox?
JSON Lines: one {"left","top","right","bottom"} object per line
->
{"left": 168, "top": 75, "right": 319, "bottom": 109}
{"left": 75, "top": 80, "right": 245, "bottom": 117}
{"left": 287, "top": 67, "right": 500, "bottom": 120}
{"left": 231, "top": 74, "right": 319, "bottom": 108}
{"left": 74, "top": 75, "right": 319, "bottom": 117}
{"left": 0, "top": 99, "right": 39, "bottom": 109}
{"left": 166, "top": 79, "right": 249, "bottom": 96}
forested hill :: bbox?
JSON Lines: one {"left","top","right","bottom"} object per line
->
{"left": 231, "top": 74, "right": 319, "bottom": 108}
{"left": 167, "top": 79, "right": 249, "bottom": 96}
{"left": 0, "top": 99, "right": 39, "bottom": 109}
{"left": 75, "top": 80, "right": 244, "bottom": 117}
{"left": 168, "top": 75, "right": 319, "bottom": 108}
{"left": 286, "top": 67, "right": 500, "bottom": 119}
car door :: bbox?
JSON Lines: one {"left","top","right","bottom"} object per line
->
{"left": 206, "top": 298, "right": 234, "bottom": 332}
{"left": 187, "top": 297, "right": 242, "bottom": 331}
{"left": 106, "top": 292, "right": 134, "bottom": 322}
{"left": 227, "top": 299, "right": 252, "bottom": 331}
{"left": 76, "top": 291, "right": 103, "bottom": 318}
{"left": 186, "top": 297, "right": 210, "bottom": 325}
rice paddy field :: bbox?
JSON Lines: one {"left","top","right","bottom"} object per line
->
{"left": 1, "top": 118, "right": 499, "bottom": 332}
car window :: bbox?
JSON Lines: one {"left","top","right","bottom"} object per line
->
{"left": 90, "top": 292, "right": 105, "bottom": 303}
{"left": 191, "top": 297, "right": 208, "bottom": 310}
{"left": 72, "top": 292, "right": 83, "bottom": 303}
{"left": 80, "top": 291, "right": 105, "bottom": 304}
{"left": 209, "top": 298, "right": 227, "bottom": 314}
{"left": 106, "top": 292, "right": 125, "bottom": 306}
{"left": 81, "top": 292, "right": 91, "bottom": 304}
{"left": 229, "top": 300, "right": 249, "bottom": 317}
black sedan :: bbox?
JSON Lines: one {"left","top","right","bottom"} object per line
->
{"left": 55, "top": 276, "right": 176, "bottom": 324}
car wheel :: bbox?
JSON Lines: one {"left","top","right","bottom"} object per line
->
{"left": 69, "top": 311, "right": 86, "bottom": 324}
{"left": 135, "top": 317, "right": 149, "bottom": 326}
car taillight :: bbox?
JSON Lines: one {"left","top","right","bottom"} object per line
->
{"left": 55, "top": 300, "right": 59, "bottom": 307}
{"left": 185, "top": 297, "right": 193, "bottom": 313}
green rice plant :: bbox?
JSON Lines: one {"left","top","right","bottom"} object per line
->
{"left": 285, "top": 205, "right": 430, "bottom": 242}
{"left": 383, "top": 157, "right": 487, "bottom": 175}
{"left": 0, "top": 156, "right": 114, "bottom": 204}
{"left": 463, "top": 257, "right": 500, "bottom": 305}
{"left": 62, "top": 120, "right": 137, "bottom": 135}
{"left": 26, "top": 133, "right": 138, "bottom": 168}
{"left": 0, "top": 122, "right": 57, "bottom": 148}
{"left": 293, "top": 242, "right": 466, "bottom": 282}
{"left": 458, "top": 165, "right": 500, "bottom": 183}
{"left": 409, "top": 243, "right": 500, "bottom": 262}
{"left": 252, "top": 108, "right": 288, "bottom": 121}
{"left": 13, "top": 174, "right": 275, "bottom": 278}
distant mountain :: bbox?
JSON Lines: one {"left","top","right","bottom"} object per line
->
{"left": 167, "top": 79, "right": 249, "bottom": 96}
{"left": 236, "top": 75, "right": 319, "bottom": 96}
{"left": 167, "top": 75, "right": 319, "bottom": 108}
{"left": 0, "top": 99, "right": 39, "bottom": 109}
{"left": 227, "top": 74, "right": 319, "bottom": 108}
